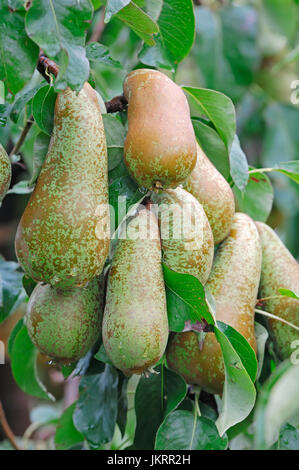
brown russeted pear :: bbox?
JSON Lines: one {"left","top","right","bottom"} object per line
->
{"left": 102, "top": 209, "right": 168, "bottom": 376}
{"left": 167, "top": 212, "right": 261, "bottom": 394}
{"left": 155, "top": 187, "right": 214, "bottom": 284}
{"left": 15, "top": 83, "right": 110, "bottom": 288}
{"left": 123, "top": 69, "right": 197, "bottom": 190}
{"left": 0, "top": 143, "right": 11, "bottom": 203}
{"left": 25, "top": 277, "right": 104, "bottom": 364}
{"left": 184, "top": 143, "right": 235, "bottom": 244}
{"left": 256, "top": 222, "right": 299, "bottom": 360}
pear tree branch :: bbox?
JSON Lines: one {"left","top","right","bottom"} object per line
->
{"left": 0, "top": 400, "right": 21, "bottom": 450}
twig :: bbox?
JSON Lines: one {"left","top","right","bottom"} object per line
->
{"left": 9, "top": 115, "right": 34, "bottom": 159}
{"left": 89, "top": 8, "right": 106, "bottom": 43}
{"left": 0, "top": 400, "right": 21, "bottom": 450}
{"left": 37, "top": 54, "right": 59, "bottom": 82}
{"left": 36, "top": 54, "right": 128, "bottom": 113}
{"left": 105, "top": 95, "right": 128, "bottom": 113}
{"left": 255, "top": 308, "right": 299, "bottom": 332}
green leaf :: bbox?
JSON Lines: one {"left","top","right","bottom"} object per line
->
{"left": 0, "top": 4, "right": 39, "bottom": 94}
{"left": 73, "top": 364, "right": 119, "bottom": 449}
{"left": 255, "top": 322, "right": 269, "bottom": 381}
{"left": 0, "top": 258, "right": 25, "bottom": 323}
{"left": 29, "top": 132, "right": 50, "bottom": 186}
{"left": 271, "top": 161, "right": 299, "bottom": 184}
{"left": 278, "top": 288, "right": 299, "bottom": 300}
{"left": 183, "top": 87, "right": 236, "bottom": 153}
{"left": 104, "top": 0, "right": 131, "bottom": 22}
{"left": 134, "top": 365, "right": 187, "bottom": 450}
{"left": 55, "top": 403, "right": 84, "bottom": 450}
{"left": 7, "top": 180, "right": 34, "bottom": 195}
{"left": 158, "top": 0, "right": 195, "bottom": 63}
{"left": 0, "top": 104, "right": 10, "bottom": 127}
{"left": 86, "top": 42, "right": 121, "bottom": 68}
{"left": 10, "top": 84, "right": 45, "bottom": 124}
{"left": 32, "top": 85, "right": 56, "bottom": 136}
{"left": 216, "top": 321, "right": 258, "bottom": 384}
{"left": 109, "top": 161, "right": 147, "bottom": 230}
{"left": 233, "top": 169, "right": 274, "bottom": 223}
{"left": 155, "top": 410, "right": 228, "bottom": 450}
{"left": 110, "top": 2, "right": 159, "bottom": 46}
{"left": 140, "top": 0, "right": 195, "bottom": 66}
{"left": 192, "top": 118, "right": 230, "bottom": 179}
{"left": 229, "top": 135, "right": 249, "bottom": 191}
{"left": 139, "top": 35, "right": 174, "bottom": 70}
{"left": 163, "top": 264, "right": 215, "bottom": 327}
{"left": 117, "top": 375, "right": 129, "bottom": 437}
{"left": 22, "top": 275, "right": 37, "bottom": 298}
{"left": 214, "top": 327, "right": 256, "bottom": 436}
{"left": 262, "top": 104, "right": 299, "bottom": 167}
{"left": 11, "top": 324, "right": 54, "bottom": 401}
{"left": 103, "top": 114, "right": 126, "bottom": 172}
{"left": 25, "top": 0, "right": 93, "bottom": 91}
{"left": 8, "top": 318, "right": 24, "bottom": 358}
{"left": 278, "top": 423, "right": 299, "bottom": 450}
{"left": 254, "top": 362, "right": 299, "bottom": 449}
{"left": 193, "top": 6, "right": 259, "bottom": 102}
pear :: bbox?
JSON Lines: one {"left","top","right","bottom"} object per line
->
{"left": 15, "top": 83, "right": 110, "bottom": 288}
{"left": 184, "top": 143, "right": 235, "bottom": 244}
{"left": 25, "top": 277, "right": 104, "bottom": 364}
{"left": 0, "top": 143, "right": 11, "bottom": 203}
{"left": 167, "top": 213, "right": 261, "bottom": 394}
{"left": 102, "top": 209, "right": 168, "bottom": 375}
{"left": 256, "top": 222, "right": 299, "bottom": 360}
{"left": 155, "top": 187, "right": 214, "bottom": 284}
{"left": 123, "top": 69, "right": 197, "bottom": 190}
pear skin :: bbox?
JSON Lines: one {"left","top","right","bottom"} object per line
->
{"left": 184, "top": 143, "right": 235, "bottom": 244}
{"left": 0, "top": 143, "right": 11, "bottom": 203}
{"left": 167, "top": 213, "right": 261, "bottom": 394}
{"left": 123, "top": 69, "right": 197, "bottom": 190}
{"left": 15, "top": 83, "right": 110, "bottom": 288}
{"left": 156, "top": 187, "right": 214, "bottom": 284}
{"left": 102, "top": 209, "right": 168, "bottom": 376}
{"left": 256, "top": 222, "right": 299, "bottom": 360}
{"left": 25, "top": 277, "right": 104, "bottom": 364}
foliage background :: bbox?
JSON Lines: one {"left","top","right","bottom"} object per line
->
{"left": 0, "top": 0, "right": 298, "bottom": 451}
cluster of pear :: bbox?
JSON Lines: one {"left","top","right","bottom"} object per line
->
{"left": 9, "top": 69, "right": 298, "bottom": 392}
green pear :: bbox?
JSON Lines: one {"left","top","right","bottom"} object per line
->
{"left": 25, "top": 277, "right": 104, "bottom": 364}
{"left": 167, "top": 213, "right": 261, "bottom": 394}
{"left": 123, "top": 69, "right": 197, "bottom": 190}
{"left": 15, "top": 83, "right": 110, "bottom": 288}
{"left": 0, "top": 143, "right": 11, "bottom": 203}
{"left": 155, "top": 187, "right": 214, "bottom": 284}
{"left": 184, "top": 143, "right": 235, "bottom": 244}
{"left": 256, "top": 222, "right": 299, "bottom": 360}
{"left": 102, "top": 209, "right": 168, "bottom": 375}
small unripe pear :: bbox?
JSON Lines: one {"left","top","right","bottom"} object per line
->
{"left": 15, "top": 83, "right": 110, "bottom": 288}
{"left": 123, "top": 69, "right": 197, "bottom": 190}
{"left": 167, "top": 213, "right": 261, "bottom": 394}
{"left": 156, "top": 187, "right": 214, "bottom": 284}
{"left": 0, "top": 143, "right": 11, "bottom": 203}
{"left": 256, "top": 222, "right": 299, "bottom": 360}
{"left": 25, "top": 278, "right": 104, "bottom": 364}
{"left": 184, "top": 143, "right": 235, "bottom": 244}
{"left": 103, "top": 209, "right": 168, "bottom": 375}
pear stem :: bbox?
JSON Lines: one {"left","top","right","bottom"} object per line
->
{"left": 255, "top": 308, "right": 299, "bottom": 332}
{"left": 0, "top": 400, "right": 22, "bottom": 450}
